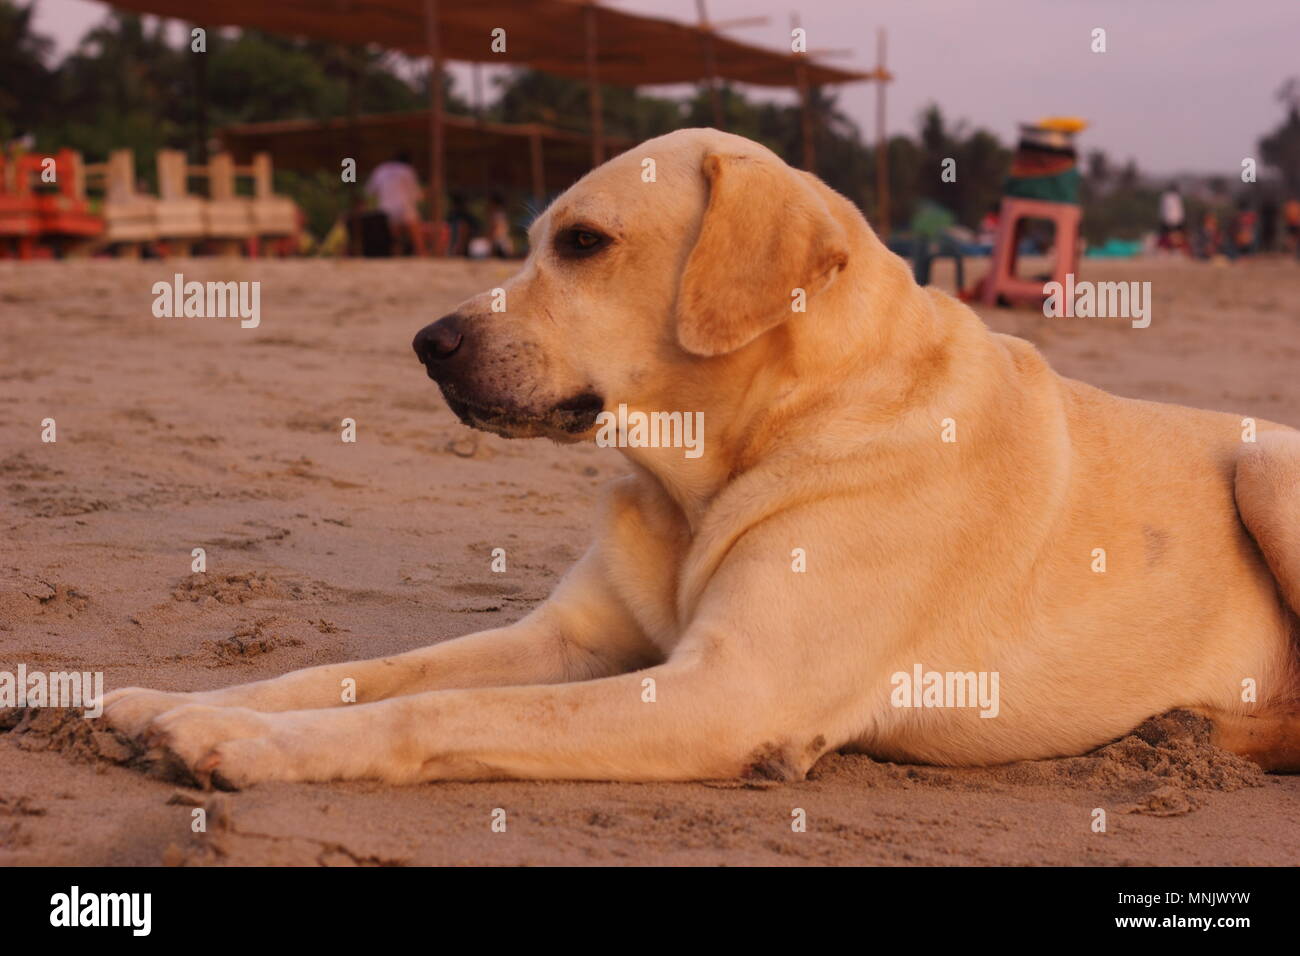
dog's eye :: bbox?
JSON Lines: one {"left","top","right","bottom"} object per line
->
{"left": 555, "top": 227, "right": 610, "bottom": 259}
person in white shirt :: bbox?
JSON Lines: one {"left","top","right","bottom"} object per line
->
{"left": 1158, "top": 184, "right": 1185, "bottom": 250}
{"left": 365, "top": 151, "right": 426, "bottom": 255}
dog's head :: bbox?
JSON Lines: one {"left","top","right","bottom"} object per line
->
{"left": 412, "top": 128, "right": 852, "bottom": 441}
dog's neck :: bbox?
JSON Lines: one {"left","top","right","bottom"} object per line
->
{"left": 617, "top": 244, "right": 960, "bottom": 532}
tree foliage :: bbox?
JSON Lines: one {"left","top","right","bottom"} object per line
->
{"left": 4, "top": 1, "right": 1291, "bottom": 243}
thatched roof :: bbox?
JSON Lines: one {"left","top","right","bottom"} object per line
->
{"left": 105, "top": 0, "right": 879, "bottom": 86}
{"left": 221, "top": 112, "right": 630, "bottom": 194}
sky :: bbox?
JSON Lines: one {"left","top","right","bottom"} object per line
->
{"left": 28, "top": 0, "right": 1300, "bottom": 176}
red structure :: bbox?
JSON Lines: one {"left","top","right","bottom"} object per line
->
{"left": 0, "top": 149, "right": 104, "bottom": 259}
{"left": 978, "top": 198, "right": 1082, "bottom": 308}
{"left": 965, "top": 119, "right": 1086, "bottom": 307}
{"left": 0, "top": 153, "right": 42, "bottom": 259}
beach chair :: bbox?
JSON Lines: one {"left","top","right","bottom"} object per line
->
{"left": 82, "top": 150, "right": 158, "bottom": 257}
{"left": 203, "top": 152, "right": 255, "bottom": 256}
{"left": 248, "top": 153, "right": 299, "bottom": 254}
{"left": 155, "top": 149, "right": 207, "bottom": 255}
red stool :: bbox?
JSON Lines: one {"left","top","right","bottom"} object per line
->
{"left": 975, "top": 197, "right": 1081, "bottom": 307}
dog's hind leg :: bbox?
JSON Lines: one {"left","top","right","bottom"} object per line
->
{"left": 1217, "top": 429, "right": 1300, "bottom": 771}
{"left": 1199, "top": 703, "right": 1300, "bottom": 771}
{"left": 1236, "top": 430, "right": 1300, "bottom": 613}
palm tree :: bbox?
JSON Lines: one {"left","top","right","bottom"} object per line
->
{"left": 0, "top": 0, "right": 54, "bottom": 140}
{"left": 1261, "top": 78, "right": 1300, "bottom": 194}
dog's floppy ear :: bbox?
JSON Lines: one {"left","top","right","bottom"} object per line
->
{"left": 676, "top": 152, "right": 849, "bottom": 357}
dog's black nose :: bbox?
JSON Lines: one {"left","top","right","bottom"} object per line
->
{"left": 413, "top": 313, "right": 464, "bottom": 365}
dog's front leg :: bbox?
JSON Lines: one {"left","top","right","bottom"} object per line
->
{"left": 148, "top": 646, "right": 787, "bottom": 787}
{"left": 104, "top": 550, "right": 656, "bottom": 736}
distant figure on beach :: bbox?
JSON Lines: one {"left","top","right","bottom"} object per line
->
{"left": 446, "top": 192, "right": 480, "bottom": 257}
{"left": 1158, "top": 183, "right": 1185, "bottom": 250}
{"left": 1230, "top": 199, "right": 1258, "bottom": 258}
{"left": 977, "top": 203, "right": 1000, "bottom": 250}
{"left": 1197, "top": 209, "right": 1222, "bottom": 260}
{"left": 365, "top": 150, "right": 426, "bottom": 256}
{"left": 1259, "top": 197, "right": 1278, "bottom": 253}
{"left": 486, "top": 191, "right": 514, "bottom": 258}
{"left": 1283, "top": 197, "right": 1300, "bottom": 256}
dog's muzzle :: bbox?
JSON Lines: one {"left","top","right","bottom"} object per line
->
{"left": 411, "top": 312, "right": 604, "bottom": 438}
{"left": 412, "top": 312, "right": 465, "bottom": 376}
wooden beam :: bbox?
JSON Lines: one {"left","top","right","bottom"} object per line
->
{"left": 424, "top": 0, "right": 445, "bottom": 253}
{"left": 529, "top": 128, "right": 545, "bottom": 206}
{"left": 796, "top": 62, "right": 815, "bottom": 171}
{"left": 584, "top": 3, "right": 605, "bottom": 167}
{"left": 695, "top": 0, "right": 724, "bottom": 129}
{"left": 874, "top": 27, "right": 890, "bottom": 237}
{"left": 472, "top": 61, "right": 484, "bottom": 122}
{"left": 712, "top": 16, "right": 770, "bottom": 30}
{"left": 791, "top": 13, "right": 814, "bottom": 172}
{"left": 191, "top": 23, "right": 209, "bottom": 163}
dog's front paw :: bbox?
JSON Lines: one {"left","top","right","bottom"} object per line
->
{"left": 102, "top": 687, "right": 199, "bottom": 738}
{"left": 144, "top": 704, "right": 284, "bottom": 790}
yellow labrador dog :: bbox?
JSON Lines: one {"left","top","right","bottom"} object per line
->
{"left": 104, "top": 128, "right": 1300, "bottom": 787}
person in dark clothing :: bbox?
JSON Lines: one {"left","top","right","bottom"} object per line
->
{"left": 446, "top": 192, "right": 480, "bottom": 257}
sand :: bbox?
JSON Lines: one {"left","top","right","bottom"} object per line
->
{"left": 1, "top": 255, "right": 1298, "bottom": 866}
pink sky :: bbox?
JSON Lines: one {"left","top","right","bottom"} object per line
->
{"left": 29, "top": 0, "right": 1300, "bottom": 176}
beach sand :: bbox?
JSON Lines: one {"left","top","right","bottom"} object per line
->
{"left": 2, "top": 255, "right": 1298, "bottom": 866}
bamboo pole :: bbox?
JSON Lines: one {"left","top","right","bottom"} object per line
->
{"left": 874, "top": 27, "right": 890, "bottom": 237}
{"left": 423, "top": 0, "right": 445, "bottom": 253}
{"left": 191, "top": 23, "right": 209, "bottom": 163}
{"left": 695, "top": 0, "right": 724, "bottom": 129}
{"left": 789, "top": 13, "right": 815, "bottom": 172}
{"left": 472, "top": 62, "right": 484, "bottom": 122}
{"left": 797, "top": 63, "right": 815, "bottom": 172}
{"left": 584, "top": 3, "right": 605, "bottom": 167}
{"left": 529, "top": 128, "right": 545, "bottom": 206}
{"left": 343, "top": 45, "right": 360, "bottom": 169}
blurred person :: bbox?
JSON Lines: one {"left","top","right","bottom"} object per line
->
{"left": 446, "top": 192, "right": 480, "bottom": 257}
{"left": 1158, "top": 183, "right": 1185, "bottom": 249}
{"left": 1283, "top": 196, "right": 1300, "bottom": 256}
{"left": 486, "top": 191, "right": 514, "bottom": 258}
{"left": 365, "top": 150, "right": 425, "bottom": 256}
{"left": 1197, "top": 209, "right": 1222, "bottom": 260}
{"left": 977, "top": 202, "right": 1000, "bottom": 250}
{"left": 1259, "top": 197, "right": 1278, "bottom": 253}
{"left": 1234, "top": 199, "right": 1258, "bottom": 257}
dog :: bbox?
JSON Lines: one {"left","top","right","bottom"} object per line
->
{"left": 103, "top": 128, "right": 1300, "bottom": 787}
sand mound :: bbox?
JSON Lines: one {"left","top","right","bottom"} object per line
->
{"left": 0, "top": 706, "right": 200, "bottom": 787}
{"left": 0, "top": 572, "right": 91, "bottom": 625}
{"left": 202, "top": 617, "right": 306, "bottom": 664}
{"left": 809, "top": 709, "right": 1264, "bottom": 816}
{"left": 1, "top": 706, "right": 141, "bottom": 768}
{"left": 171, "top": 571, "right": 285, "bottom": 605}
